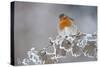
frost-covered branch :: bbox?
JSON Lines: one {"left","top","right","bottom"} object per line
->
{"left": 17, "top": 31, "right": 97, "bottom": 65}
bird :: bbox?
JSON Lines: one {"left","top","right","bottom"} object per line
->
{"left": 58, "top": 13, "right": 79, "bottom": 37}
{"left": 59, "top": 14, "right": 73, "bottom": 30}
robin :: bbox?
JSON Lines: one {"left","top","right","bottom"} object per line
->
{"left": 58, "top": 14, "right": 79, "bottom": 36}
{"left": 59, "top": 14, "right": 73, "bottom": 30}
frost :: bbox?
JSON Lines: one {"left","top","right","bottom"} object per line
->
{"left": 17, "top": 29, "right": 97, "bottom": 65}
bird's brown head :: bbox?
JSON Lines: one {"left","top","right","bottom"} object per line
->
{"left": 59, "top": 14, "right": 73, "bottom": 30}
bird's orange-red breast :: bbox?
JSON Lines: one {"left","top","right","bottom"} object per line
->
{"left": 59, "top": 16, "right": 73, "bottom": 31}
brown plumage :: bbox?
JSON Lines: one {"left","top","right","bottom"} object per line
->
{"left": 59, "top": 14, "right": 73, "bottom": 31}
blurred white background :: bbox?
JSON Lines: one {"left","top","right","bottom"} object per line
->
{"left": 0, "top": 0, "right": 100, "bottom": 67}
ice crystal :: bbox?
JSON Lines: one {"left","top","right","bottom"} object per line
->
{"left": 17, "top": 29, "right": 97, "bottom": 65}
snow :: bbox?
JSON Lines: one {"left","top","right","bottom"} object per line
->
{"left": 17, "top": 26, "right": 97, "bottom": 65}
